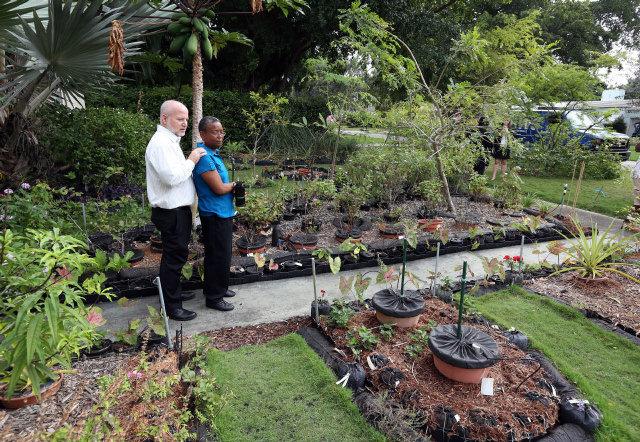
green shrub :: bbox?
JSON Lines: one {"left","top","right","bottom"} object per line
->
{"left": 85, "top": 86, "right": 329, "bottom": 147}
{"left": 513, "top": 132, "right": 622, "bottom": 180}
{"left": 36, "top": 105, "right": 155, "bottom": 189}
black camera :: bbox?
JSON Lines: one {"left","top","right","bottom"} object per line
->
{"left": 233, "top": 181, "right": 245, "bottom": 207}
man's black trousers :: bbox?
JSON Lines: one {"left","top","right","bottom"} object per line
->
{"left": 151, "top": 206, "right": 192, "bottom": 311}
{"left": 200, "top": 213, "right": 233, "bottom": 302}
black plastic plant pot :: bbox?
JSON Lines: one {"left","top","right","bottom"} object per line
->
{"left": 243, "top": 265, "right": 262, "bottom": 276}
{"left": 236, "top": 235, "right": 267, "bottom": 255}
{"left": 371, "top": 288, "right": 425, "bottom": 328}
{"left": 88, "top": 232, "right": 114, "bottom": 251}
{"left": 379, "top": 223, "right": 404, "bottom": 239}
{"left": 332, "top": 215, "right": 372, "bottom": 232}
{"left": 283, "top": 212, "right": 297, "bottom": 221}
{"left": 335, "top": 228, "right": 362, "bottom": 242}
{"left": 82, "top": 338, "right": 113, "bottom": 358}
{"left": 290, "top": 232, "right": 318, "bottom": 251}
{"left": 428, "top": 324, "right": 500, "bottom": 384}
{"left": 281, "top": 260, "right": 304, "bottom": 272}
{"left": 126, "top": 248, "right": 145, "bottom": 264}
{"left": 310, "top": 299, "right": 331, "bottom": 318}
{"left": 383, "top": 212, "right": 401, "bottom": 223}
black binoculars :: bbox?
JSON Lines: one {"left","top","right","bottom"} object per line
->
{"left": 233, "top": 181, "right": 245, "bottom": 207}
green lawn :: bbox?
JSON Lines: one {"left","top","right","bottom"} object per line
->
{"left": 342, "top": 133, "right": 388, "bottom": 145}
{"left": 486, "top": 161, "right": 633, "bottom": 218}
{"left": 472, "top": 287, "right": 640, "bottom": 442}
{"left": 205, "top": 334, "right": 385, "bottom": 442}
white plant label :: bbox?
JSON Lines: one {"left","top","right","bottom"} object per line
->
{"left": 481, "top": 377, "right": 494, "bottom": 396}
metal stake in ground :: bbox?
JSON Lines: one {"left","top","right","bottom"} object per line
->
{"left": 456, "top": 261, "right": 468, "bottom": 339}
{"left": 559, "top": 183, "right": 568, "bottom": 216}
{"left": 312, "top": 257, "right": 319, "bottom": 323}
{"left": 432, "top": 241, "right": 440, "bottom": 295}
{"left": 400, "top": 237, "right": 407, "bottom": 296}
{"left": 153, "top": 277, "right": 174, "bottom": 350}
{"left": 81, "top": 202, "right": 87, "bottom": 231}
{"left": 519, "top": 235, "right": 525, "bottom": 274}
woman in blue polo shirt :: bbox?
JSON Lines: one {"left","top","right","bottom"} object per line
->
{"left": 193, "top": 116, "right": 237, "bottom": 312}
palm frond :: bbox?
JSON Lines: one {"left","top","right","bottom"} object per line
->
{"left": 1, "top": 0, "right": 168, "bottom": 115}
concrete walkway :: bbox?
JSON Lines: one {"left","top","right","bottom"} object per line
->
{"left": 101, "top": 239, "right": 568, "bottom": 337}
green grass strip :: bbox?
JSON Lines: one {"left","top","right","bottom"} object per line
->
{"left": 205, "top": 333, "right": 385, "bottom": 442}
{"left": 472, "top": 287, "right": 640, "bottom": 441}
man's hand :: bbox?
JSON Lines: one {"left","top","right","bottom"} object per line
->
{"left": 188, "top": 147, "right": 207, "bottom": 164}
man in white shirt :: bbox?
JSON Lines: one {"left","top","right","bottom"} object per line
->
{"left": 146, "top": 100, "right": 206, "bottom": 321}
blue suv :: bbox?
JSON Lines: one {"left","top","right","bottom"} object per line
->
{"left": 514, "top": 109, "right": 631, "bottom": 160}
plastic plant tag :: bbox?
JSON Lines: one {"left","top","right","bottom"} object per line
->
{"left": 481, "top": 377, "right": 494, "bottom": 396}
{"left": 454, "top": 414, "right": 460, "bottom": 422}
{"left": 336, "top": 373, "right": 350, "bottom": 388}
{"left": 366, "top": 355, "right": 377, "bottom": 371}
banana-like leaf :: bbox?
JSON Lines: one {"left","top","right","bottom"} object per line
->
{"left": 208, "top": 29, "right": 252, "bottom": 59}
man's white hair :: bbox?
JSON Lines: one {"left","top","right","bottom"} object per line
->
{"left": 159, "top": 100, "right": 188, "bottom": 120}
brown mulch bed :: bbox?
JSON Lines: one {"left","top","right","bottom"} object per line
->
{"left": 0, "top": 352, "right": 132, "bottom": 442}
{"left": 321, "top": 299, "right": 559, "bottom": 441}
{"left": 526, "top": 267, "right": 640, "bottom": 335}
{"left": 201, "top": 316, "right": 313, "bottom": 351}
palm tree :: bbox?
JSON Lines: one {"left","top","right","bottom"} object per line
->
{"left": 0, "top": 0, "right": 164, "bottom": 179}
{"left": 162, "top": 0, "right": 307, "bottom": 147}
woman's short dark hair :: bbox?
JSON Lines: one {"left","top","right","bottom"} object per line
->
{"left": 198, "top": 116, "right": 220, "bottom": 132}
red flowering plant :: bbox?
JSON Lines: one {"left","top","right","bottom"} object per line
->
{"left": 503, "top": 255, "right": 522, "bottom": 272}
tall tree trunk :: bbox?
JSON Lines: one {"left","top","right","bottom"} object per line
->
{"left": 191, "top": 41, "right": 203, "bottom": 149}
{"left": 432, "top": 140, "right": 456, "bottom": 216}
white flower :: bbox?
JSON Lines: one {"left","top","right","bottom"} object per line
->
{"left": 20, "top": 183, "right": 31, "bottom": 190}
{"left": 3, "top": 189, "right": 13, "bottom": 195}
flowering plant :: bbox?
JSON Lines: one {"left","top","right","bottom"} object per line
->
{"left": 503, "top": 255, "right": 521, "bottom": 272}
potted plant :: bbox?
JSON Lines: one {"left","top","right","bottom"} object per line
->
{"left": 237, "top": 194, "right": 284, "bottom": 255}
{"left": 334, "top": 184, "right": 367, "bottom": 241}
{"left": 503, "top": 255, "right": 523, "bottom": 284}
{"left": 371, "top": 229, "right": 424, "bottom": 328}
{"left": 429, "top": 262, "right": 500, "bottom": 383}
{"left": 81, "top": 307, "right": 112, "bottom": 358}
{"left": 0, "top": 228, "right": 112, "bottom": 408}
{"left": 416, "top": 179, "right": 445, "bottom": 232}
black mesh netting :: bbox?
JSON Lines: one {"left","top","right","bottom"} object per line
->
{"left": 428, "top": 324, "right": 500, "bottom": 369}
{"left": 371, "top": 289, "right": 425, "bottom": 318}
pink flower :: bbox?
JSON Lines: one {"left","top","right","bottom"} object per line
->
{"left": 127, "top": 370, "right": 143, "bottom": 381}
{"left": 512, "top": 256, "right": 521, "bottom": 262}
{"left": 503, "top": 255, "right": 511, "bottom": 261}
{"left": 20, "top": 183, "right": 30, "bottom": 190}
{"left": 86, "top": 308, "right": 106, "bottom": 327}
{"left": 3, "top": 189, "right": 13, "bottom": 195}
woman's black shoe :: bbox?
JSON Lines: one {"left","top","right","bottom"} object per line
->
{"left": 224, "top": 289, "right": 236, "bottom": 298}
{"left": 205, "top": 299, "right": 235, "bottom": 311}
{"left": 167, "top": 307, "right": 197, "bottom": 321}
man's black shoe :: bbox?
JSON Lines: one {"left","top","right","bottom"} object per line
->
{"left": 167, "top": 307, "right": 197, "bottom": 321}
{"left": 205, "top": 299, "right": 235, "bottom": 311}
{"left": 180, "top": 290, "right": 196, "bottom": 301}
{"left": 224, "top": 289, "right": 236, "bottom": 298}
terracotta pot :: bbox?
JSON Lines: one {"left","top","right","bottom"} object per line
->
{"left": 0, "top": 374, "right": 63, "bottom": 409}
{"left": 418, "top": 218, "right": 444, "bottom": 233}
{"left": 375, "top": 310, "right": 421, "bottom": 328}
{"left": 432, "top": 354, "right": 488, "bottom": 384}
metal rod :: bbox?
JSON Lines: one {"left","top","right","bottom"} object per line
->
{"left": 154, "top": 277, "right": 174, "bottom": 350}
{"left": 400, "top": 238, "right": 407, "bottom": 296}
{"left": 81, "top": 203, "right": 87, "bottom": 231}
{"left": 457, "top": 261, "right": 468, "bottom": 339}
{"left": 519, "top": 235, "right": 525, "bottom": 274}
{"left": 433, "top": 241, "right": 440, "bottom": 294}
{"left": 312, "top": 258, "right": 319, "bottom": 323}
{"left": 141, "top": 192, "right": 145, "bottom": 209}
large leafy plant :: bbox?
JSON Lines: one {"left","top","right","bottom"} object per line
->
{"left": 553, "top": 221, "right": 639, "bottom": 282}
{"left": 0, "top": 228, "right": 112, "bottom": 398}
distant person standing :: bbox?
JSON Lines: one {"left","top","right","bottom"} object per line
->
{"left": 492, "top": 120, "right": 512, "bottom": 180}
{"left": 474, "top": 116, "right": 493, "bottom": 176}
{"left": 146, "top": 100, "right": 206, "bottom": 321}
{"left": 633, "top": 160, "right": 640, "bottom": 213}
